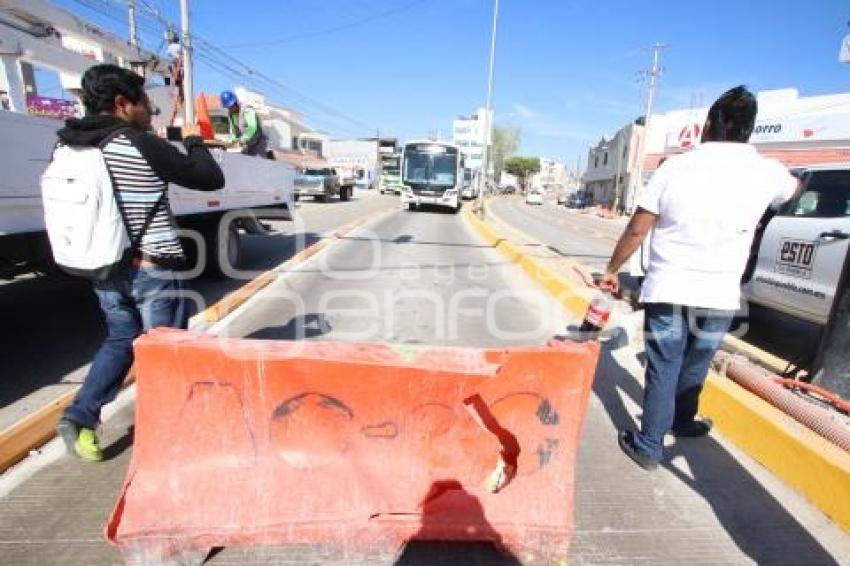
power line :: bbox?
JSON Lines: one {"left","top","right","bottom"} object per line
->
{"left": 191, "top": 33, "right": 375, "bottom": 133}
{"left": 66, "top": 0, "right": 377, "bottom": 135}
{"left": 193, "top": 51, "right": 367, "bottom": 137}
{"left": 223, "top": 0, "right": 428, "bottom": 49}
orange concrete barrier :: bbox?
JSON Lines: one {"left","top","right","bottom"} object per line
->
{"left": 106, "top": 329, "right": 600, "bottom": 562}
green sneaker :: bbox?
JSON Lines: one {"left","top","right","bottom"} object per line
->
{"left": 74, "top": 428, "right": 103, "bottom": 462}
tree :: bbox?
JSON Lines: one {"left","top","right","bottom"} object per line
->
{"left": 503, "top": 156, "right": 540, "bottom": 192}
{"left": 491, "top": 126, "right": 520, "bottom": 184}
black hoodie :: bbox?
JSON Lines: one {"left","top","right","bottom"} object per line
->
{"left": 57, "top": 115, "right": 224, "bottom": 266}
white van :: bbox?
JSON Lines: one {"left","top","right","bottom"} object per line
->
{"left": 525, "top": 188, "right": 544, "bottom": 205}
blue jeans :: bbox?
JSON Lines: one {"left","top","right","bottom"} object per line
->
{"left": 64, "top": 263, "right": 189, "bottom": 429}
{"left": 630, "top": 303, "right": 734, "bottom": 463}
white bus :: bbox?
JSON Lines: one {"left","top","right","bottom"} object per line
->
{"left": 401, "top": 141, "right": 463, "bottom": 213}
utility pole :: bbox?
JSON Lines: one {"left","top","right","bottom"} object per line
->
{"left": 180, "top": 0, "right": 195, "bottom": 125}
{"left": 575, "top": 154, "right": 582, "bottom": 192}
{"left": 627, "top": 42, "right": 666, "bottom": 213}
{"left": 477, "top": 0, "right": 499, "bottom": 218}
{"left": 613, "top": 129, "right": 625, "bottom": 213}
{"left": 127, "top": 0, "right": 139, "bottom": 50}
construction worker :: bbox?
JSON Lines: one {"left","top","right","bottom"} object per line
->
{"left": 220, "top": 90, "right": 268, "bottom": 157}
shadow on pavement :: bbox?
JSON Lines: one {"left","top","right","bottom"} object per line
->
{"left": 247, "top": 313, "right": 332, "bottom": 340}
{"left": 102, "top": 424, "right": 134, "bottom": 461}
{"left": 0, "top": 274, "right": 101, "bottom": 408}
{"left": 338, "top": 234, "right": 496, "bottom": 250}
{"left": 394, "top": 480, "right": 522, "bottom": 566}
{"left": 592, "top": 340, "right": 838, "bottom": 565}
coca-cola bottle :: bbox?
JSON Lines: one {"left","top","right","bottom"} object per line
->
{"left": 579, "top": 295, "right": 612, "bottom": 337}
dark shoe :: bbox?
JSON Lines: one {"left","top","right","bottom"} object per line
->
{"left": 618, "top": 430, "right": 659, "bottom": 471}
{"left": 671, "top": 418, "right": 713, "bottom": 438}
{"left": 55, "top": 418, "right": 79, "bottom": 455}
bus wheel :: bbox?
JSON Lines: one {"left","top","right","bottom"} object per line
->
{"left": 408, "top": 203, "right": 417, "bottom": 211}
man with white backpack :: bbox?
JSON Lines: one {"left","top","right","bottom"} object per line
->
{"left": 44, "top": 64, "right": 224, "bottom": 461}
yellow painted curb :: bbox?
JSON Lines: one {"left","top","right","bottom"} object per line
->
{"left": 467, "top": 199, "right": 850, "bottom": 533}
{"left": 464, "top": 203, "right": 592, "bottom": 319}
{"left": 701, "top": 372, "right": 850, "bottom": 531}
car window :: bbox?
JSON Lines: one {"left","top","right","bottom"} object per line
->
{"left": 783, "top": 170, "right": 850, "bottom": 218}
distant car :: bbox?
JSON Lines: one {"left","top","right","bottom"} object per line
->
{"left": 557, "top": 192, "right": 567, "bottom": 205}
{"left": 566, "top": 193, "right": 587, "bottom": 208}
{"left": 500, "top": 185, "right": 516, "bottom": 195}
{"left": 526, "top": 189, "right": 543, "bottom": 205}
{"left": 294, "top": 167, "right": 353, "bottom": 202}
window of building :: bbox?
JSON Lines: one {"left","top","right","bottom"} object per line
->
{"left": 594, "top": 156, "right": 599, "bottom": 168}
{"left": 603, "top": 153, "right": 608, "bottom": 166}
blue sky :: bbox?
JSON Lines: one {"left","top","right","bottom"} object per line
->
{"left": 51, "top": 0, "right": 849, "bottom": 167}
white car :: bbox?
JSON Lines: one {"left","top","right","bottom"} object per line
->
{"left": 743, "top": 165, "right": 849, "bottom": 328}
{"left": 741, "top": 165, "right": 850, "bottom": 397}
{"left": 526, "top": 189, "right": 544, "bottom": 205}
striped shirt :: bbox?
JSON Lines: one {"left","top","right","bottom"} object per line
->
{"left": 55, "top": 116, "right": 225, "bottom": 269}
{"left": 102, "top": 134, "right": 184, "bottom": 261}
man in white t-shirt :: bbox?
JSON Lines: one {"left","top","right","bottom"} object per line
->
{"left": 599, "top": 86, "right": 799, "bottom": 470}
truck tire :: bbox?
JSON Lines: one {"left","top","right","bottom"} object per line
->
{"left": 340, "top": 186, "right": 351, "bottom": 202}
{"left": 317, "top": 194, "right": 329, "bottom": 203}
{"left": 204, "top": 218, "right": 241, "bottom": 278}
{"left": 293, "top": 193, "right": 300, "bottom": 202}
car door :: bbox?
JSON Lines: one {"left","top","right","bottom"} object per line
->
{"left": 744, "top": 169, "right": 850, "bottom": 325}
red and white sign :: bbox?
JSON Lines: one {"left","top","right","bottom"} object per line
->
{"left": 677, "top": 123, "right": 702, "bottom": 148}
{"left": 663, "top": 106, "right": 850, "bottom": 149}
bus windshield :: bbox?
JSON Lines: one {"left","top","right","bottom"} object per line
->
{"left": 381, "top": 157, "right": 400, "bottom": 175}
{"left": 403, "top": 146, "right": 458, "bottom": 186}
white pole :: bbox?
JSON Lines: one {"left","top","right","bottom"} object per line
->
{"left": 180, "top": 0, "right": 195, "bottom": 125}
{"left": 127, "top": 0, "right": 139, "bottom": 50}
{"left": 476, "top": 0, "right": 499, "bottom": 217}
{"left": 628, "top": 42, "right": 665, "bottom": 213}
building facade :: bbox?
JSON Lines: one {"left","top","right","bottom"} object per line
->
{"left": 641, "top": 88, "right": 850, "bottom": 174}
{"left": 582, "top": 121, "right": 643, "bottom": 209}
{"left": 533, "top": 158, "right": 570, "bottom": 191}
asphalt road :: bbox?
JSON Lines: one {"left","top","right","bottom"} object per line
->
{"left": 0, "top": 190, "right": 399, "bottom": 430}
{"left": 215, "top": 203, "right": 569, "bottom": 347}
{"left": 489, "top": 197, "right": 624, "bottom": 274}
{"left": 1, "top": 196, "right": 846, "bottom": 565}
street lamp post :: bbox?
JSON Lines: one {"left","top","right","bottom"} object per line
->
{"left": 476, "top": 0, "right": 499, "bottom": 218}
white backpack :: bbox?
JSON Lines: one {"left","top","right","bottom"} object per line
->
{"left": 41, "top": 132, "right": 161, "bottom": 279}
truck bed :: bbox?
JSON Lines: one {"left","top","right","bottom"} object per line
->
{"left": 0, "top": 112, "right": 295, "bottom": 236}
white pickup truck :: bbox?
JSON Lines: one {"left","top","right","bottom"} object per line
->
{"left": 742, "top": 165, "right": 850, "bottom": 397}
{"left": 0, "top": 111, "right": 295, "bottom": 279}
